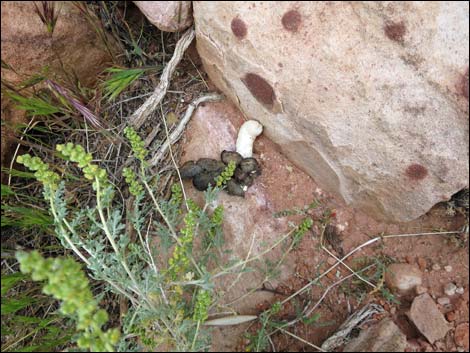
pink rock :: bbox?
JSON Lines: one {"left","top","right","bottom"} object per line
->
{"left": 180, "top": 99, "right": 321, "bottom": 350}
{"left": 134, "top": 1, "right": 192, "bottom": 32}
{"left": 408, "top": 293, "right": 452, "bottom": 343}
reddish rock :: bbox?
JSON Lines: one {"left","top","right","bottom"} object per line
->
{"left": 408, "top": 293, "right": 452, "bottom": 343}
{"left": 180, "top": 99, "right": 322, "bottom": 351}
{"left": 417, "top": 257, "right": 427, "bottom": 271}
{"left": 445, "top": 311, "right": 457, "bottom": 322}
{"left": 1, "top": 1, "right": 116, "bottom": 172}
{"left": 1, "top": 2, "right": 115, "bottom": 88}
{"left": 385, "top": 263, "right": 422, "bottom": 295}
{"left": 454, "top": 323, "right": 469, "bottom": 350}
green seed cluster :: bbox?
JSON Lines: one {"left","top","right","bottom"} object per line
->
{"left": 124, "top": 126, "right": 148, "bottom": 162}
{"left": 193, "top": 289, "right": 211, "bottom": 322}
{"left": 16, "top": 251, "right": 120, "bottom": 352}
{"left": 16, "top": 154, "right": 60, "bottom": 191}
{"left": 211, "top": 205, "right": 224, "bottom": 226}
{"left": 168, "top": 209, "right": 197, "bottom": 278}
{"left": 170, "top": 183, "right": 183, "bottom": 207}
{"left": 56, "top": 143, "right": 109, "bottom": 191}
{"left": 216, "top": 160, "right": 236, "bottom": 187}
{"left": 292, "top": 217, "right": 313, "bottom": 248}
{"left": 123, "top": 167, "right": 144, "bottom": 196}
{"left": 297, "top": 217, "right": 313, "bottom": 234}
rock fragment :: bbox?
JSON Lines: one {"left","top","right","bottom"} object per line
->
{"left": 408, "top": 293, "right": 452, "bottom": 343}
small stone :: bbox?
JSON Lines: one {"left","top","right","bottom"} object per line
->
{"left": 390, "top": 306, "right": 397, "bottom": 315}
{"left": 417, "top": 257, "right": 427, "bottom": 271}
{"left": 405, "top": 255, "right": 414, "bottom": 264}
{"left": 444, "top": 265, "right": 453, "bottom": 272}
{"left": 432, "top": 263, "right": 441, "bottom": 271}
{"left": 327, "top": 257, "right": 337, "bottom": 265}
{"left": 408, "top": 293, "right": 452, "bottom": 343}
{"left": 385, "top": 263, "right": 422, "bottom": 295}
{"left": 343, "top": 317, "right": 407, "bottom": 352}
{"left": 456, "top": 287, "right": 465, "bottom": 295}
{"left": 326, "top": 271, "right": 336, "bottom": 280}
{"left": 437, "top": 297, "right": 450, "bottom": 306}
{"left": 444, "top": 283, "right": 457, "bottom": 296}
{"left": 415, "top": 285, "right": 428, "bottom": 295}
{"left": 446, "top": 311, "right": 457, "bottom": 322}
{"left": 454, "top": 323, "right": 469, "bottom": 350}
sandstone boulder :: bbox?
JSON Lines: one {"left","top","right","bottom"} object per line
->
{"left": 193, "top": 1, "right": 469, "bottom": 222}
{"left": 134, "top": 1, "right": 192, "bottom": 32}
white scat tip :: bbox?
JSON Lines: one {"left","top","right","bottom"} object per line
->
{"left": 236, "top": 120, "right": 264, "bottom": 158}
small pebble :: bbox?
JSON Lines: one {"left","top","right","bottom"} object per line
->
{"left": 405, "top": 255, "right": 414, "bottom": 264}
{"left": 444, "top": 265, "right": 453, "bottom": 272}
{"left": 390, "top": 306, "right": 397, "bottom": 315}
{"left": 417, "top": 257, "right": 427, "bottom": 271}
{"left": 437, "top": 297, "right": 450, "bottom": 305}
{"left": 444, "top": 283, "right": 457, "bottom": 296}
{"left": 415, "top": 285, "right": 428, "bottom": 295}
{"left": 432, "top": 263, "right": 441, "bottom": 271}
{"left": 446, "top": 311, "right": 457, "bottom": 321}
{"left": 456, "top": 287, "right": 465, "bottom": 295}
{"left": 327, "top": 257, "right": 337, "bottom": 265}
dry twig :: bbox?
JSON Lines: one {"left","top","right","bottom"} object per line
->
{"left": 129, "top": 28, "right": 195, "bottom": 129}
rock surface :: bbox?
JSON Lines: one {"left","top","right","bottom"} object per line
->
{"left": 134, "top": 1, "right": 192, "bottom": 32}
{"left": 454, "top": 322, "right": 469, "bottom": 350}
{"left": 385, "top": 263, "right": 422, "bottom": 295}
{"left": 1, "top": 1, "right": 115, "bottom": 173}
{"left": 180, "top": 99, "right": 305, "bottom": 351}
{"left": 1, "top": 1, "right": 115, "bottom": 88}
{"left": 408, "top": 293, "right": 452, "bottom": 343}
{"left": 343, "top": 317, "right": 407, "bottom": 352}
{"left": 193, "top": 1, "right": 469, "bottom": 222}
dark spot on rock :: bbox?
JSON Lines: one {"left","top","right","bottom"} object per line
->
{"left": 242, "top": 73, "right": 276, "bottom": 108}
{"left": 278, "top": 62, "right": 283, "bottom": 68}
{"left": 384, "top": 21, "right": 406, "bottom": 43}
{"left": 231, "top": 18, "right": 247, "bottom": 39}
{"left": 307, "top": 79, "right": 311, "bottom": 83}
{"left": 459, "top": 67, "right": 469, "bottom": 100}
{"left": 282, "top": 10, "right": 301, "bottom": 32}
{"left": 406, "top": 164, "right": 428, "bottom": 180}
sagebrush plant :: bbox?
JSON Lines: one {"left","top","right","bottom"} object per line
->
{"left": 16, "top": 126, "right": 317, "bottom": 351}
{"left": 16, "top": 251, "right": 119, "bottom": 351}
